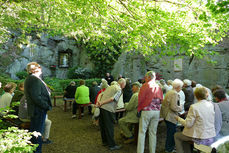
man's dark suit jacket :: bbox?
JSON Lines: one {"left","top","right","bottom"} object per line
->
{"left": 183, "top": 86, "right": 194, "bottom": 111}
{"left": 24, "top": 75, "right": 52, "bottom": 118}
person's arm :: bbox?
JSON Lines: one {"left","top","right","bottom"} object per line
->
{"left": 177, "top": 105, "right": 196, "bottom": 128}
{"left": 99, "top": 90, "right": 122, "bottom": 106}
{"left": 138, "top": 84, "right": 147, "bottom": 111}
{"left": 99, "top": 97, "right": 114, "bottom": 106}
{"left": 170, "top": 92, "right": 182, "bottom": 112}
{"left": 125, "top": 94, "right": 138, "bottom": 111}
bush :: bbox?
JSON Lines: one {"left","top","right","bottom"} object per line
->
{"left": 67, "top": 67, "right": 94, "bottom": 79}
{"left": 16, "top": 71, "right": 28, "bottom": 79}
{"left": 44, "top": 77, "right": 63, "bottom": 93}
{"left": 0, "top": 127, "right": 38, "bottom": 153}
{"left": 59, "top": 78, "right": 101, "bottom": 90}
{"left": 0, "top": 107, "right": 38, "bottom": 152}
{"left": 44, "top": 77, "right": 101, "bottom": 96}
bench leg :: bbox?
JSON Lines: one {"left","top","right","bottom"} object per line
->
{"left": 64, "top": 100, "right": 67, "bottom": 112}
{"left": 78, "top": 105, "right": 82, "bottom": 119}
{"left": 69, "top": 101, "right": 72, "bottom": 109}
{"left": 134, "top": 123, "right": 139, "bottom": 145}
{"left": 54, "top": 97, "right": 56, "bottom": 107}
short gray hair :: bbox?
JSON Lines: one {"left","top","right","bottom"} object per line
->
{"left": 101, "top": 79, "right": 108, "bottom": 89}
{"left": 172, "top": 79, "right": 183, "bottom": 89}
{"left": 118, "top": 78, "right": 126, "bottom": 85}
{"left": 145, "top": 71, "right": 156, "bottom": 79}
{"left": 183, "top": 79, "right": 192, "bottom": 86}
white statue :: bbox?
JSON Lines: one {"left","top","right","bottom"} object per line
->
{"left": 62, "top": 55, "right": 68, "bottom": 66}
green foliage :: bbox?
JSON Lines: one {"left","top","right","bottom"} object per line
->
{"left": 86, "top": 41, "right": 122, "bottom": 77}
{"left": 0, "top": 104, "right": 37, "bottom": 152}
{"left": 44, "top": 77, "right": 101, "bottom": 96}
{"left": 58, "top": 78, "right": 101, "bottom": 90}
{"left": 0, "top": 127, "right": 38, "bottom": 153}
{"left": 16, "top": 71, "right": 28, "bottom": 79}
{"left": 67, "top": 66, "right": 94, "bottom": 79}
{"left": 0, "top": 0, "right": 228, "bottom": 60}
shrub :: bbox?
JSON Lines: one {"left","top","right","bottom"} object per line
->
{"left": 67, "top": 67, "right": 94, "bottom": 79}
{"left": 0, "top": 107, "right": 38, "bottom": 152}
{"left": 58, "top": 78, "right": 101, "bottom": 90}
{"left": 16, "top": 71, "right": 28, "bottom": 79}
{"left": 0, "top": 127, "right": 38, "bottom": 153}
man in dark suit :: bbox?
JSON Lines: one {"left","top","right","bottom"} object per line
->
{"left": 24, "top": 62, "right": 52, "bottom": 153}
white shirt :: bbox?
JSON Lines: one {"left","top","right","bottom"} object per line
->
{"left": 178, "top": 90, "right": 185, "bottom": 114}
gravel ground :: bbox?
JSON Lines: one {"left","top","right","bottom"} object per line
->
{"left": 42, "top": 99, "right": 167, "bottom": 153}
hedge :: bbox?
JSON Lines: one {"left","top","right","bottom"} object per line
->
{"left": 0, "top": 76, "right": 101, "bottom": 96}
{"left": 44, "top": 78, "right": 101, "bottom": 96}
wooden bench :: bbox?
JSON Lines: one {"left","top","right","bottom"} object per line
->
{"left": 53, "top": 95, "right": 64, "bottom": 107}
{"left": 115, "top": 108, "right": 126, "bottom": 113}
{"left": 194, "top": 135, "right": 229, "bottom": 153}
{"left": 63, "top": 98, "right": 75, "bottom": 112}
{"left": 78, "top": 102, "right": 92, "bottom": 119}
{"left": 19, "top": 122, "right": 30, "bottom": 129}
{"left": 1, "top": 116, "right": 30, "bottom": 130}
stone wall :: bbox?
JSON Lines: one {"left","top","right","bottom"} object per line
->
{"left": 112, "top": 37, "right": 229, "bottom": 89}
{"left": 0, "top": 33, "right": 93, "bottom": 79}
{"left": 1, "top": 32, "right": 228, "bottom": 90}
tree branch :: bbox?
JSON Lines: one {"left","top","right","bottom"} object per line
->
{"left": 156, "top": 0, "right": 199, "bottom": 16}
{"left": 117, "top": 0, "right": 137, "bottom": 19}
{"left": 107, "top": 4, "right": 136, "bottom": 20}
{"left": 110, "top": 14, "right": 128, "bottom": 29}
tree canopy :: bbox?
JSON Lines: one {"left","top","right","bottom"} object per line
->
{"left": 0, "top": 0, "right": 228, "bottom": 58}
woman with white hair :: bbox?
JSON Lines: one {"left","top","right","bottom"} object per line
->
{"left": 160, "top": 79, "right": 183, "bottom": 153}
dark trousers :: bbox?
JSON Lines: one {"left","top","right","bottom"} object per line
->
{"left": 72, "top": 102, "right": 84, "bottom": 115}
{"left": 115, "top": 112, "right": 123, "bottom": 121}
{"left": 99, "top": 108, "right": 116, "bottom": 147}
{"left": 88, "top": 105, "right": 92, "bottom": 114}
{"left": 30, "top": 109, "right": 46, "bottom": 153}
{"left": 165, "top": 120, "right": 177, "bottom": 152}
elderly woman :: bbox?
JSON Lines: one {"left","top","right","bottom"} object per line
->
{"left": 160, "top": 79, "right": 183, "bottom": 153}
{"left": 174, "top": 87, "right": 216, "bottom": 153}
{"left": 72, "top": 79, "right": 90, "bottom": 118}
{"left": 0, "top": 82, "right": 17, "bottom": 113}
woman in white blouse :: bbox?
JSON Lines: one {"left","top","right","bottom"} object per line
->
{"left": 174, "top": 87, "right": 216, "bottom": 153}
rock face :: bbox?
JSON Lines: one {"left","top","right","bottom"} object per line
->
{"left": 1, "top": 31, "right": 229, "bottom": 90}
{"left": 2, "top": 33, "right": 93, "bottom": 79}
{"left": 112, "top": 37, "right": 229, "bottom": 89}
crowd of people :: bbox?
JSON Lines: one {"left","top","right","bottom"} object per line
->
{"left": 0, "top": 62, "right": 229, "bottom": 153}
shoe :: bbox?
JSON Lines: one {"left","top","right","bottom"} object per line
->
{"left": 42, "top": 139, "right": 53, "bottom": 144}
{"left": 124, "top": 138, "right": 134, "bottom": 144}
{"left": 72, "top": 115, "right": 76, "bottom": 118}
{"left": 109, "top": 145, "right": 122, "bottom": 151}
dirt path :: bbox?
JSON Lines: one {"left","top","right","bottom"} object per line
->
{"left": 42, "top": 100, "right": 166, "bottom": 153}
